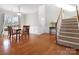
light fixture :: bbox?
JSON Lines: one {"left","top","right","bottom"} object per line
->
{"left": 17, "top": 6, "right": 21, "bottom": 16}
{"left": 17, "top": 12, "right": 21, "bottom": 15}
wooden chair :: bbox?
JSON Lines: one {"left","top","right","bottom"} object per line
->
{"left": 7, "top": 26, "right": 13, "bottom": 39}
{"left": 16, "top": 29, "right": 21, "bottom": 41}
{"left": 22, "top": 25, "right": 30, "bottom": 39}
{"left": 7, "top": 26, "right": 21, "bottom": 41}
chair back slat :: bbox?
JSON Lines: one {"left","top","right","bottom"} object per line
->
{"left": 23, "top": 25, "right": 30, "bottom": 32}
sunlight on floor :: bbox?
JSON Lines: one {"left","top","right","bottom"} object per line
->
{"left": 3, "top": 39, "right": 10, "bottom": 52}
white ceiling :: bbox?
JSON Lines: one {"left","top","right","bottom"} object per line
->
{"left": 0, "top": 4, "right": 43, "bottom": 14}
{"left": 0, "top": 4, "right": 77, "bottom": 14}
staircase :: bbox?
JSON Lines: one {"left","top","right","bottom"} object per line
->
{"left": 56, "top": 5, "right": 79, "bottom": 49}
{"left": 57, "top": 17, "right": 79, "bottom": 49}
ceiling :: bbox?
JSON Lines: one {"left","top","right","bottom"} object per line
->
{"left": 0, "top": 4, "right": 43, "bottom": 14}
{"left": 0, "top": 4, "right": 77, "bottom": 14}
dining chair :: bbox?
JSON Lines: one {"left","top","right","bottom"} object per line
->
{"left": 7, "top": 26, "right": 13, "bottom": 39}
{"left": 22, "top": 25, "right": 30, "bottom": 39}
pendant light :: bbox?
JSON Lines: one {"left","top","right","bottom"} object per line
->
{"left": 17, "top": 6, "right": 21, "bottom": 16}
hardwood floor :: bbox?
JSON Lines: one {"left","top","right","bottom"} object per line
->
{"left": 0, "top": 33, "right": 78, "bottom": 55}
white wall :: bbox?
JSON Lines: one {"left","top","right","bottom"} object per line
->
{"left": 25, "top": 12, "right": 41, "bottom": 34}
{"left": 46, "top": 5, "right": 60, "bottom": 23}
{"left": 45, "top": 4, "right": 77, "bottom": 33}
{"left": 46, "top": 4, "right": 76, "bottom": 25}
{"left": 38, "top": 5, "right": 48, "bottom": 33}
{"left": 25, "top": 5, "right": 48, "bottom": 34}
{"left": 20, "top": 14, "right": 26, "bottom": 28}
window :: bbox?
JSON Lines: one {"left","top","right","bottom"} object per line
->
{"left": 4, "top": 15, "right": 19, "bottom": 27}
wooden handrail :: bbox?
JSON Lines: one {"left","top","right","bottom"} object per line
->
{"left": 56, "top": 8, "right": 62, "bottom": 25}
{"left": 55, "top": 8, "right": 62, "bottom": 29}
{"left": 76, "top": 5, "right": 79, "bottom": 21}
{"left": 56, "top": 8, "right": 63, "bottom": 43}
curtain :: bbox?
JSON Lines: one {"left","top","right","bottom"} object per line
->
{"left": 0, "top": 13, "right": 4, "bottom": 35}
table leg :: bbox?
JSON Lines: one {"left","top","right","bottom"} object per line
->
{"left": 49, "top": 28, "right": 51, "bottom": 35}
{"left": 16, "top": 33, "right": 17, "bottom": 42}
{"left": 19, "top": 31, "right": 20, "bottom": 40}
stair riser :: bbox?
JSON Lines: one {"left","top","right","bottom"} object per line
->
{"left": 62, "top": 19, "right": 77, "bottom": 21}
{"left": 61, "top": 24, "right": 77, "bottom": 25}
{"left": 60, "top": 30, "right": 79, "bottom": 33}
{"left": 62, "top": 18, "right": 77, "bottom": 20}
{"left": 60, "top": 33, "right": 79, "bottom": 37}
{"left": 57, "top": 40, "right": 79, "bottom": 49}
{"left": 61, "top": 24, "right": 78, "bottom": 26}
{"left": 61, "top": 27, "right": 78, "bottom": 29}
{"left": 61, "top": 25, "right": 78, "bottom": 28}
{"left": 61, "top": 23, "right": 78, "bottom": 25}
{"left": 62, "top": 23, "right": 77, "bottom": 25}
{"left": 58, "top": 36, "right": 79, "bottom": 43}
{"left": 62, "top": 21, "right": 77, "bottom": 23}
{"left": 62, "top": 20, "right": 77, "bottom": 22}
{"left": 62, "top": 22, "right": 77, "bottom": 24}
